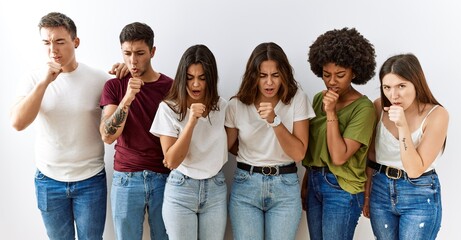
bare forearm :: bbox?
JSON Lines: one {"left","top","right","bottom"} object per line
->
{"left": 163, "top": 122, "right": 195, "bottom": 169}
{"left": 398, "top": 127, "right": 424, "bottom": 177}
{"left": 326, "top": 120, "right": 349, "bottom": 165}
{"left": 100, "top": 104, "right": 130, "bottom": 144}
{"left": 10, "top": 82, "right": 49, "bottom": 131}
{"left": 274, "top": 124, "right": 307, "bottom": 162}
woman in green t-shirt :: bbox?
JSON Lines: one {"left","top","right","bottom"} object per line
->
{"left": 301, "top": 27, "right": 377, "bottom": 240}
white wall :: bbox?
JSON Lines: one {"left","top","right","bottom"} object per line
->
{"left": 1, "top": 1, "right": 460, "bottom": 239}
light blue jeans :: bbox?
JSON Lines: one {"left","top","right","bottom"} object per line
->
{"left": 162, "top": 169, "right": 227, "bottom": 240}
{"left": 305, "top": 168, "right": 363, "bottom": 240}
{"left": 111, "top": 170, "right": 168, "bottom": 240}
{"left": 229, "top": 168, "right": 302, "bottom": 240}
{"left": 34, "top": 168, "right": 107, "bottom": 240}
{"left": 369, "top": 170, "right": 442, "bottom": 240}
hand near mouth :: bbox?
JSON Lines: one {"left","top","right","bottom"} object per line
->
{"left": 322, "top": 89, "right": 339, "bottom": 113}
{"left": 384, "top": 105, "right": 406, "bottom": 127}
{"left": 189, "top": 103, "right": 206, "bottom": 121}
{"left": 45, "top": 61, "right": 62, "bottom": 84}
{"left": 258, "top": 102, "right": 276, "bottom": 123}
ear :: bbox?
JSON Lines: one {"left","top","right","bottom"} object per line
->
{"left": 74, "top": 37, "right": 80, "bottom": 49}
{"left": 150, "top": 46, "right": 156, "bottom": 58}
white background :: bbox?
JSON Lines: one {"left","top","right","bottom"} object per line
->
{"left": 1, "top": 1, "right": 460, "bottom": 239}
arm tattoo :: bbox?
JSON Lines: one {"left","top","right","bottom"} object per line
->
{"left": 402, "top": 137, "right": 408, "bottom": 151}
{"left": 104, "top": 105, "right": 129, "bottom": 135}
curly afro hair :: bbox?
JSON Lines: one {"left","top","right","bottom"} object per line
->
{"left": 308, "top": 27, "right": 376, "bottom": 85}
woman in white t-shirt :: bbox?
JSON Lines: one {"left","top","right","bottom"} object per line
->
{"left": 150, "top": 44, "right": 228, "bottom": 240}
{"left": 225, "top": 42, "right": 315, "bottom": 240}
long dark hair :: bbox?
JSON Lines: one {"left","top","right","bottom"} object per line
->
{"left": 379, "top": 53, "right": 442, "bottom": 112}
{"left": 379, "top": 53, "right": 446, "bottom": 151}
{"left": 164, "top": 44, "right": 220, "bottom": 121}
{"left": 233, "top": 42, "right": 298, "bottom": 105}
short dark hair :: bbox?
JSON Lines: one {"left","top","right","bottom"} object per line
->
{"left": 38, "top": 12, "right": 77, "bottom": 39}
{"left": 234, "top": 42, "right": 298, "bottom": 105}
{"left": 119, "top": 22, "right": 154, "bottom": 50}
{"left": 165, "top": 44, "right": 220, "bottom": 122}
{"left": 308, "top": 27, "right": 376, "bottom": 85}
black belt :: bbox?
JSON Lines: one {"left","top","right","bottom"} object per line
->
{"left": 308, "top": 166, "right": 331, "bottom": 174}
{"left": 237, "top": 162, "right": 297, "bottom": 176}
{"left": 367, "top": 160, "right": 436, "bottom": 179}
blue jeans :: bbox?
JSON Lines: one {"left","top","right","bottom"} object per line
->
{"left": 162, "top": 169, "right": 227, "bottom": 240}
{"left": 34, "top": 168, "right": 107, "bottom": 240}
{"left": 111, "top": 170, "right": 168, "bottom": 240}
{"left": 369, "top": 170, "right": 442, "bottom": 240}
{"left": 305, "top": 169, "right": 363, "bottom": 240}
{"left": 229, "top": 168, "right": 302, "bottom": 240}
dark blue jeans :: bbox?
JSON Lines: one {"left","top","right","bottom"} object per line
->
{"left": 35, "top": 168, "right": 107, "bottom": 240}
{"left": 369, "top": 170, "right": 442, "bottom": 240}
{"left": 305, "top": 169, "right": 363, "bottom": 240}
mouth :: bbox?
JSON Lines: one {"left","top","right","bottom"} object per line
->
{"left": 264, "top": 88, "right": 275, "bottom": 95}
{"left": 328, "top": 87, "right": 339, "bottom": 92}
{"left": 51, "top": 56, "right": 61, "bottom": 63}
{"left": 191, "top": 90, "right": 201, "bottom": 97}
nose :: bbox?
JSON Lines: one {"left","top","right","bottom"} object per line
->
{"left": 328, "top": 75, "right": 337, "bottom": 85}
{"left": 390, "top": 88, "right": 399, "bottom": 100}
{"left": 49, "top": 42, "right": 58, "bottom": 53}
{"left": 192, "top": 78, "right": 200, "bottom": 87}
{"left": 267, "top": 76, "right": 274, "bottom": 85}
{"left": 130, "top": 55, "right": 138, "bottom": 66}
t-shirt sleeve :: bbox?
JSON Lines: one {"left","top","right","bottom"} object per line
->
{"left": 150, "top": 102, "right": 180, "bottom": 138}
{"left": 224, "top": 98, "right": 237, "bottom": 128}
{"left": 343, "top": 99, "right": 376, "bottom": 146}
{"left": 99, "top": 79, "right": 119, "bottom": 108}
{"left": 293, "top": 89, "right": 316, "bottom": 122}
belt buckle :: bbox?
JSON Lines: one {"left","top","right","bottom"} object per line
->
{"left": 262, "top": 166, "right": 279, "bottom": 176}
{"left": 385, "top": 166, "right": 402, "bottom": 179}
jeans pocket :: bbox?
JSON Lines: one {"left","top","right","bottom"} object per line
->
{"left": 212, "top": 171, "right": 226, "bottom": 186}
{"left": 323, "top": 173, "right": 342, "bottom": 190}
{"left": 407, "top": 175, "right": 434, "bottom": 187}
{"left": 35, "top": 170, "right": 46, "bottom": 180}
{"left": 233, "top": 168, "right": 250, "bottom": 183}
{"left": 112, "top": 171, "right": 129, "bottom": 187}
{"left": 167, "top": 170, "right": 186, "bottom": 186}
{"left": 371, "top": 169, "right": 380, "bottom": 177}
{"left": 280, "top": 173, "right": 299, "bottom": 186}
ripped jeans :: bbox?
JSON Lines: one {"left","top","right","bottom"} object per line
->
{"left": 369, "top": 170, "right": 442, "bottom": 240}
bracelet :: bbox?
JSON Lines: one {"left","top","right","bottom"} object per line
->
{"left": 327, "top": 119, "right": 337, "bottom": 122}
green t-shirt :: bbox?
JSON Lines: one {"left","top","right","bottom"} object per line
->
{"left": 302, "top": 92, "right": 376, "bottom": 194}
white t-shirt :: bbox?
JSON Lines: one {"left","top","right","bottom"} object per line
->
{"left": 225, "top": 89, "right": 315, "bottom": 166}
{"left": 150, "top": 97, "right": 228, "bottom": 179}
{"left": 17, "top": 63, "right": 109, "bottom": 181}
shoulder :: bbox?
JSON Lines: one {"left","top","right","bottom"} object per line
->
{"left": 78, "top": 63, "right": 108, "bottom": 78}
{"left": 426, "top": 105, "right": 449, "bottom": 125}
{"left": 373, "top": 98, "right": 381, "bottom": 109}
{"left": 218, "top": 97, "right": 228, "bottom": 107}
{"left": 159, "top": 73, "right": 174, "bottom": 83}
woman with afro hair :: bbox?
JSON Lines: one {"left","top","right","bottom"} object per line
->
{"left": 301, "top": 27, "right": 377, "bottom": 240}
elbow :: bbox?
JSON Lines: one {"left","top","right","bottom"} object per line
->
{"left": 292, "top": 151, "right": 307, "bottom": 163}
{"left": 101, "top": 135, "right": 116, "bottom": 145}
{"left": 11, "top": 119, "right": 27, "bottom": 131}
{"left": 331, "top": 157, "right": 348, "bottom": 166}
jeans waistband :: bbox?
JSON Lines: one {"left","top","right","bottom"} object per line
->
{"left": 367, "top": 160, "right": 436, "bottom": 180}
{"left": 237, "top": 162, "right": 297, "bottom": 176}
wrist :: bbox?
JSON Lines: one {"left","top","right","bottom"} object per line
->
{"left": 268, "top": 115, "right": 281, "bottom": 127}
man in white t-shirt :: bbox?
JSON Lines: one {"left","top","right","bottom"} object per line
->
{"left": 10, "top": 12, "right": 125, "bottom": 240}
